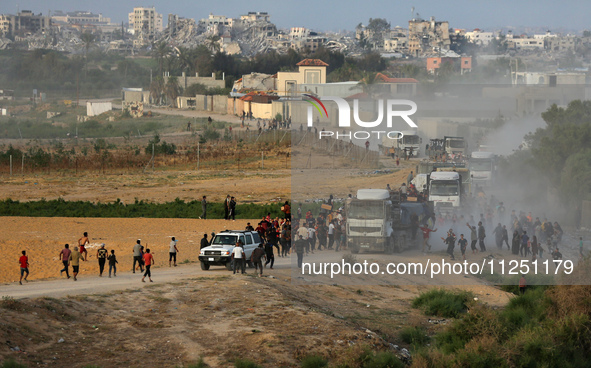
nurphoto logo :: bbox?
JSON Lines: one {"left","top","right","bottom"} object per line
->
{"left": 303, "top": 94, "right": 418, "bottom": 140}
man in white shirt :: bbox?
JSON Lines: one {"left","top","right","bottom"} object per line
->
{"left": 232, "top": 241, "right": 246, "bottom": 274}
{"left": 307, "top": 226, "right": 316, "bottom": 253}
{"left": 169, "top": 237, "right": 178, "bottom": 267}
{"left": 297, "top": 220, "right": 309, "bottom": 240}
{"left": 328, "top": 221, "right": 335, "bottom": 249}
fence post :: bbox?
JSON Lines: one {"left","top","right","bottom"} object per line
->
{"left": 10, "top": 155, "right": 12, "bottom": 176}
{"left": 21, "top": 154, "right": 24, "bottom": 175}
{"left": 261, "top": 151, "right": 264, "bottom": 169}
{"left": 152, "top": 144, "right": 155, "bottom": 172}
{"left": 197, "top": 142, "right": 200, "bottom": 170}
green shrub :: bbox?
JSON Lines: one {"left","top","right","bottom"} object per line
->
{"left": 412, "top": 289, "right": 472, "bottom": 318}
{"left": 399, "top": 326, "right": 430, "bottom": 347}
{"left": 0, "top": 359, "right": 27, "bottom": 368}
{"left": 184, "top": 357, "right": 209, "bottom": 368}
{"left": 301, "top": 355, "right": 328, "bottom": 368}
{"left": 234, "top": 359, "right": 261, "bottom": 368}
{"left": 363, "top": 351, "right": 404, "bottom": 368}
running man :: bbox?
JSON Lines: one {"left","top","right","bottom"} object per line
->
{"left": 19, "top": 250, "right": 29, "bottom": 285}
{"left": 78, "top": 232, "right": 90, "bottom": 261}
{"left": 59, "top": 244, "right": 71, "bottom": 279}
{"left": 69, "top": 246, "right": 85, "bottom": 281}
{"left": 420, "top": 225, "right": 438, "bottom": 253}
{"left": 169, "top": 237, "right": 178, "bottom": 267}
{"left": 142, "top": 248, "right": 154, "bottom": 282}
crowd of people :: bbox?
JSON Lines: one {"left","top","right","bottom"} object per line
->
{"left": 427, "top": 196, "right": 574, "bottom": 263}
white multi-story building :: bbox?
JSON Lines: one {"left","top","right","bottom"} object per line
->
{"left": 201, "top": 14, "right": 234, "bottom": 34}
{"left": 128, "top": 7, "right": 162, "bottom": 39}
{"left": 290, "top": 27, "right": 310, "bottom": 39}
{"left": 240, "top": 12, "right": 270, "bottom": 23}
{"left": 465, "top": 29, "right": 494, "bottom": 45}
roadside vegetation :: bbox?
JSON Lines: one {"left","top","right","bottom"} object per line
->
{"left": 0, "top": 198, "right": 283, "bottom": 219}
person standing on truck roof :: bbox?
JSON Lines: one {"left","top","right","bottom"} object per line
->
{"left": 478, "top": 221, "right": 486, "bottom": 252}
{"left": 420, "top": 225, "right": 437, "bottom": 253}
{"left": 407, "top": 171, "right": 414, "bottom": 186}
{"left": 400, "top": 183, "right": 408, "bottom": 202}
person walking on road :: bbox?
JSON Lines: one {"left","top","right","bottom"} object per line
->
{"left": 478, "top": 221, "right": 486, "bottom": 252}
{"left": 466, "top": 223, "right": 478, "bottom": 254}
{"left": 458, "top": 234, "right": 468, "bottom": 261}
{"left": 108, "top": 250, "right": 118, "bottom": 278}
{"left": 59, "top": 244, "right": 71, "bottom": 279}
{"left": 132, "top": 240, "right": 143, "bottom": 273}
{"left": 295, "top": 235, "right": 306, "bottom": 268}
{"left": 443, "top": 230, "right": 456, "bottom": 260}
{"left": 141, "top": 248, "right": 154, "bottom": 283}
{"left": 251, "top": 244, "right": 266, "bottom": 277}
{"left": 96, "top": 244, "right": 108, "bottom": 277}
{"left": 19, "top": 250, "right": 29, "bottom": 285}
{"left": 69, "top": 246, "right": 85, "bottom": 281}
{"left": 169, "top": 237, "right": 178, "bottom": 267}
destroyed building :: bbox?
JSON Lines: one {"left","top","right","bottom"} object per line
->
{"left": 408, "top": 16, "right": 450, "bottom": 57}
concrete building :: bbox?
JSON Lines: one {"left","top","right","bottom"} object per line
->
{"left": 427, "top": 56, "right": 472, "bottom": 74}
{"left": 240, "top": 12, "right": 270, "bottom": 23}
{"left": 383, "top": 37, "right": 408, "bottom": 52}
{"left": 464, "top": 29, "right": 494, "bottom": 45}
{"left": 128, "top": 7, "right": 163, "bottom": 42}
{"left": 164, "top": 72, "right": 225, "bottom": 90}
{"left": 52, "top": 11, "right": 111, "bottom": 25}
{"left": 408, "top": 16, "right": 450, "bottom": 57}
{"left": 0, "top": 10, "right": 51, "bottom": 37}
{"left": 546, "top": 36, "right": 577, "bottom": 52}
{"left": 276, "top": 59, "right": 328, "bottom": 96}
{"left": 200, "top": 14, "right": 234, "bottom": 35}
{"left": 290, "top": 27, "right": 310, "bottom": 38}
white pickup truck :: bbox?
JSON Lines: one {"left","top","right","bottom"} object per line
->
{"left": 198, "top": 230, "right": 263, "bottom": 270}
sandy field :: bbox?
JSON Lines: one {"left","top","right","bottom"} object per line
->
{"left": 0, "top": 217, "right": 255, "bottom": 284}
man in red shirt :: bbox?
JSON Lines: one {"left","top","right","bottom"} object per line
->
{"left": 19, "top": 250, "right": 29, "bottom": 285}
{"left": 141, "top": 248, "right": 155, "bottom": 283}
{"left": 420, "top": 225, "right": 438, "bottom": 253}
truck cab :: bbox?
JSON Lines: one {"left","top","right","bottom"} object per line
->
{"left": 428, "top": 171, "right": 462, "bottom": 213}
{"left": 346, "top": 189, "right": 394, "bottom": 253}
{"left": 469, "top": 151, "right": 495, "bottom": 187}
{"left": 444, "top": 136, "right": 467, "bottom": 156}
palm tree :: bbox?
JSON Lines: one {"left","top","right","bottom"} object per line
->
{"left": 152, "top": 41, "right": 171, "bottom": 77}
{"left": 355, "top": 71, "right": 380, "bottom": 98}
{"left": 149, "top": 77, "right": 165, "bottom": 105}
{"left": 164, "top": 76, "right": 181, "bottom": 107}
{"left": 80, "top": 32, "right": 95, "bottom": 77}
{"left": 205, "top": 35, "right": 221, "bottom": 53}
